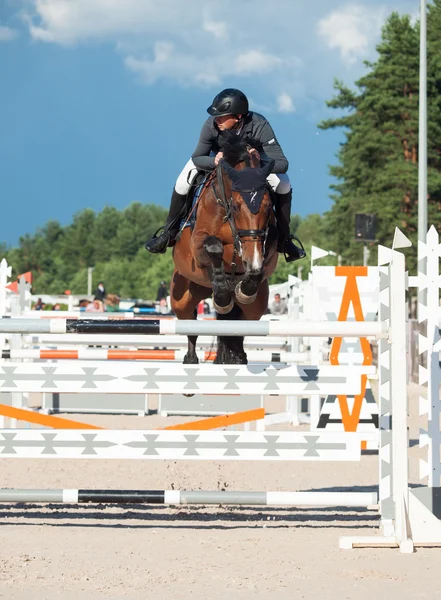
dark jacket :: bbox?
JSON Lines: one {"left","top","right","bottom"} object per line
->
{"left": 191, "top": 112, "right": 288, "bottom": 174}
{"left": 94, "top": 284, "right": 106, "bottom": 301}
{"left": 156, "top": 284, "right": 168, "bottom": 302}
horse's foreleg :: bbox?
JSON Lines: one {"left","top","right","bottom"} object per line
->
{"left": 203, "top": 236, "right": 233, "bottom": 314}
{"left": 237, "top": 280, "right": 269, "bottom": 320}
{"left": 170, "top": 271, "right": 210, "bottom": 364}
{"left": 183, "top": 334, "right": 199, "bottom": 364}
{"left": 214, "top": 304, "right": 247, "bottom": 365}
{"left": 235, "top": 271, "right": 264, "bottom": 305}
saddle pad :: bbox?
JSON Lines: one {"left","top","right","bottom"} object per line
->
{"left": 181, "top": 179, "right": 205, "bottom": 230}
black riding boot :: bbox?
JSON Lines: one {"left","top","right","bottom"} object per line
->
{"left": 274, "top": 190, "right": 306, "bottom": 263}
{"left": 145, "top": 189, "right": 188, "bottom": 254}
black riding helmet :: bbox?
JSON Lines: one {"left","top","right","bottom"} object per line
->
{"left": 207, "top": 88, "right": 249, "bottom": 117}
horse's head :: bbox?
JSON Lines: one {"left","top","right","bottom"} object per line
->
{"left": 220, "top": 135, "right": 276, "bottom": 277}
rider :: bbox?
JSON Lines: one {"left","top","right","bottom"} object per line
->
{"left": 145, "top": 88, "right": 305, "bottom": 262}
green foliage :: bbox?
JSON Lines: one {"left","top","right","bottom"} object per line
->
{"left": 319, "top": 8, "right": 441, "bottom": 272}
{"left": 270, "top": 214, "right": 333, "bottom": 283}
{"left": 4, "top": 203, "right": 168, "bottom": 298}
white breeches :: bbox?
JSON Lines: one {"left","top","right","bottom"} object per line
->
{"left": 175, "top": 158, "right": 291, "bottom": 195}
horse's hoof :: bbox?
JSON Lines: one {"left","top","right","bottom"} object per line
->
{"left": 235, "top": 282, "right": 257, "bottom": 305}
{"left": 214, "top": 352, "right": 248, "bottom": 365}
{"left": 213, "top": 297, "right": 234, "bottom": 314}
{"left": 183, "top": 354, "right": 199, "bottom": 364}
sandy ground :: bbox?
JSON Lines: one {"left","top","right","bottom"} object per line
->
{"left": 0, "top": 383, "right": 439, "bottom": 600}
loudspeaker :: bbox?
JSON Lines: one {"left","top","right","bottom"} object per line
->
{"left": 355, "top": 213, "right": 376, "bottom": 242}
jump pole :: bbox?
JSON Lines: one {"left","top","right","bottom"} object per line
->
{"left": 160, "top": 408, "right": 265, "bottom": 431}
{"left": 22, "top": 334, "right": 297, "bottom": 350}
{"left": 0, "top": 318, "right": 387, "bottom": 338}
{"left": 0, "top": 349, "right": 309, "bottom": 363}
{"left": 0, "top": 488, "right": 378, "bottom": 507}
{"left": 0, "top": 404, "right": 264, "bottom": 432}
{"left": 0, "top": 404, "right": 103, "bottom": 430}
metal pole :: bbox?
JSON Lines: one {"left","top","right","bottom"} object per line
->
{"left": 0, "top": 488, "right": 378, "bottom": 507}
{"left": 418, "top": 0, "right": 428, "bottom": 242}
{"left": 87, "top": 267, "right": 94, "bottom": 296}
{"left": 418, "top": 0, "right": 428, "bottom": 314}
{"left": 363, "top": 245, "right": 370, "bottom": 267}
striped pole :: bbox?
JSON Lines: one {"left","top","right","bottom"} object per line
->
{"left": 0, "top": 362, "right": 374, "bottom": 395}
{"left": 0, "top": 488, "right": 378, "bottom": 507}
{"left": 22, "top": 334, "right": 295, "bottom": 349}
{"left": 0, "top": 429, "right": 376, "bottom": 460}
{"left": 161, "top": 408, "right": 265, "bottom": 431}
{"left": 0, "top": 348, "right": 309, "bottom": 362}
{"left": 0, "top": 404, "right": 103, "bottom": 430}
{"left": 0, "top": 404, "right": 262, "bottom": 432}
{"left": 0, "top": 318, "right": 387, "bottom": 338}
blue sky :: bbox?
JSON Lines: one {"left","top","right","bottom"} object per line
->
{"left": 1, "top": 0, "right": 418, "bottom": 247}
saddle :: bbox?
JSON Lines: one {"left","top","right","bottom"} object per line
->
{"left": 179, "top": 171, "right": 208, "bottom": 232}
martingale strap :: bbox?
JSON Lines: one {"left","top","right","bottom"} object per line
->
{"left": 213, "top": 164, "right": 240, "bottom": 282}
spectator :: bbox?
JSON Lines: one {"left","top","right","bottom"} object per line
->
{"left": 158, "top": 297, "right": 169, "bottom": 314}
{"left": 86, "top": 299, "right": 104, "bottom": 312}
{"left": 34, "top": 298, "right": 44, "bottom": 311}
{"left": 269, "top": 293, "right": 288, "bottom": 315}
{"left": 53, "top": 303, "right": 61, "bottom": 311}
{"left": 105, "top": 294, "right": 120, "bottom": 313}
{"left": 156, "top": 281, "right": 168, "bottom": 302}
{"left": 94, "top": 282, "right": 106, "bottom": 301}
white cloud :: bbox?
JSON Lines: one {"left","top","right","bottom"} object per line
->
{"left": 203, "top": 20, "right": 228, "bottom": 40}
{"left": 125, "top": 52, "right": 222, "bottom": 87}
{"left": 154, "top": 41, "right": 173, "bottom": 63}
{"left": 21, "top": 0, "right": 415, "bottom": 112}
{"left": 26, "top": 0, "right": 216, "bottom": 45}
{"left": 317, "top": 4, "right": 386, "bottom": 65}
{"left": 124, "top": 47, "right": 287, "bottom": 87}
{"left": 277, "top": 93, "right": 296, "bottom": 113}
{"left": 23, "top": 0, "right": 300, "bottom": 93}
{"left": 235, "top": 51, "right": 283, "bottom": 75}
{"left": 0, "top": 26, "right": 18, "bottom": 42}
{"left": 248, "top": 97, "right": 273, "bottom": 114}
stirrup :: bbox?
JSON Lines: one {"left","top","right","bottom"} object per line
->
{"left": 283, "top": 235, "right": 306, "bottom": 263}
{"left": 145, "top": 227, "right": 171, "bottom": 254}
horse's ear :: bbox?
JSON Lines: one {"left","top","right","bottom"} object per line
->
{"left": 259, "top": 159, "right": 275, "bottom": 179}
{"left": 221, "top": 159, "right": 240, "bottom": 181}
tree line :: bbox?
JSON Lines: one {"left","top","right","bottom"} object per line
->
{"left": 3, "top": 4, "right": 441, "bottom": 297}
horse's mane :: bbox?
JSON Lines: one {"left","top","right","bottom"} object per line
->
{"left": 222, "top": 131, "right": 251, "bottom": 167}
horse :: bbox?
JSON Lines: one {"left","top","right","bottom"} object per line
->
{"left": 170, "top": 134, "right": 279, "bottom": 365}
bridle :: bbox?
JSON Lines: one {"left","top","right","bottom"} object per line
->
{"left": 211, "top": 163, "right": 271, "bottom": 276}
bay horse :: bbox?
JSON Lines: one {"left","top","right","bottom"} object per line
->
{"left": 170, "top": 134, "right": 279, "bottom": 364}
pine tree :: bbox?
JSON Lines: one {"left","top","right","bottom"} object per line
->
{"left": 320, "top": 10, "right": 441, "bottom": 269}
